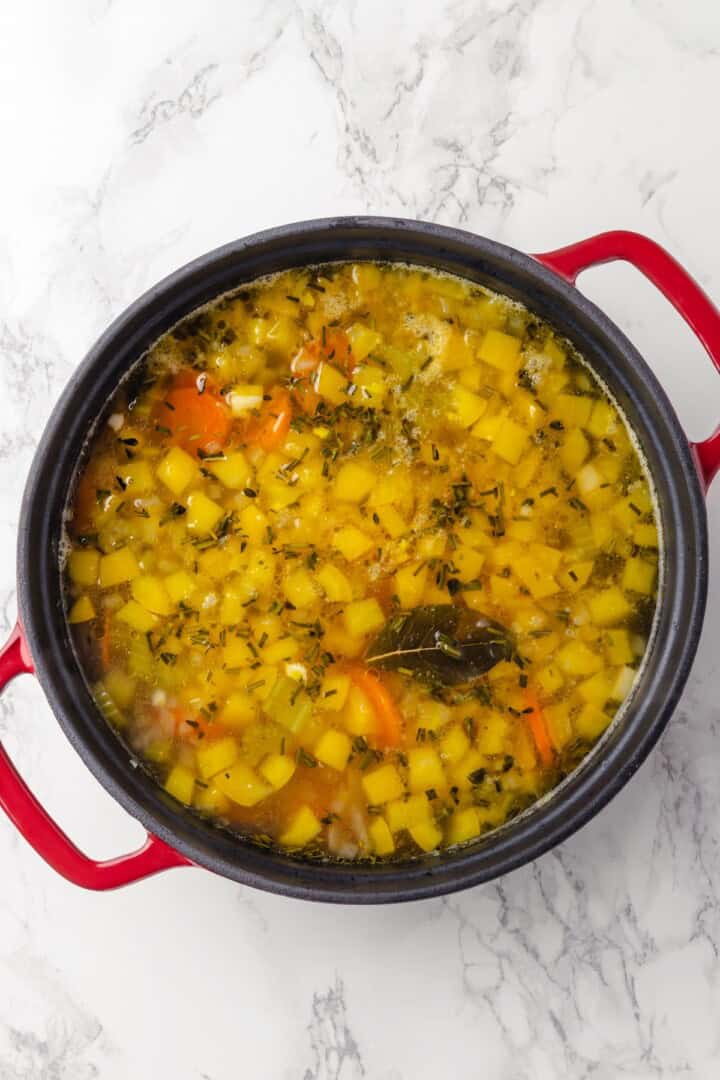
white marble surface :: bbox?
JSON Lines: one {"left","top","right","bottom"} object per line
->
{"left": 0, "top": 1, "right": 719, "bottom": 1077}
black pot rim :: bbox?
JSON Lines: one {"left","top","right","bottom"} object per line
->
{"left": 16, "top": 216, "right": 709, "bottom": 903}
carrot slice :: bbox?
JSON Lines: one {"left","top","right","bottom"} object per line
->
{"left": 348, "top": 666, "right": 403, "bottom": 749}
{"left": 524, "top": 690, "right": 554, "bottom": 768}
{"left": 243, "top": 387, "right": 293, "bottom": 451}
{"left": 156, "top": 374, "right": 231, "bottom": 453}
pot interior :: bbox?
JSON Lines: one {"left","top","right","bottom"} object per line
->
{"left": 17, "top": 218, "right": 708, "bottom": 901}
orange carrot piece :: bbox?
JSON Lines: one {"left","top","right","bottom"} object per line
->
{"left": 243, "top": 387, "right": 293, "bottom": 451}
{"left": 524, "top": 690, "right": 554, "bottom": 768}
{"left": 348, "top": 666, "right": 403, "bottom": 749}
{"left": 158, "top": 374, "right": 231, "bottom": 453}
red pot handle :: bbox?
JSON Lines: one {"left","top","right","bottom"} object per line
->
{"left": 0, "top": 623, "right": 192, "bottom": 889}
{"left": 534, "top": 230, "right": 720, "bottom": 490}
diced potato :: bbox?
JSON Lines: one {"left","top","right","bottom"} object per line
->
{"left": 493, "top": 418, "right": 529, "bottom": 465}
{"left": 451, "top": 546, "right": 485, "bottom": 583}
{"left": 68, "top": 549, "right": 100, "bottom": 587}
{"left": 222, "top": 691, "right": 257, "bottom": 729}
{"left": 164, "top": 765, "right": 196, "bottom": 805}
{"left": 553, "top": 393, "right": 593, "bottom": 428}
{"left": 215, "top": 762, "right": 272, "bottom": 806}
{"left": 239, "top": 505, "right": 268, "bottom": 544}
{"left": 622, "top": 557, "right": 656, "bottom": 596}
{"left": 409, "top": 819, "right": 443, "bottom": 853}
{"left": 351, "top": 263, "right": 381, "bottom": 290}
{"left": 194, "top": 782, "right": 231, "bottom": 816}
{"left": 362, "top": 763, "right": 405, "bottom": 805}
{"left": 588, "top": 400, "right": 617, "bottom": 438}
{"left": 353, "top": 366, "right": 387, "bottom": 407}
{"left": 259, "top": 753, "right": 296, "bottom": 790}
{"left": 186, "top": 491, "right": 224, "bottom": 534}
{"left": 605, "top": 629, "right": 634, "bottom": 666}
{"left": 610, "top": 665, "right": 636, "bottom": 702}
{"left": 99, "top": 548, "right": 140, "bottom": 588}
{"left": 575, "top": 703, "right": 609, "bottom": 740}
{"left": 556, "top": 640, "right": 602, "bottom": 676}
{"left": 209, "top": 451, "right": 251, "bottom": 489}
{"left": 439, "top": 724, "right": 470, "bottom": 765}
{"left": 407, "top": 747, "right": 446, "bottom": 795}
{"left": 284, "top": 568, "right": 319, "bottom": 608}
{"left": 334, "top": 462, "right": 376, "bottom": 503}
{"left": 196, "top": 736, "right": 239, "bottom": 780}
{"left": 344, "top": 684, "right": 377, "bottom": 735}
{"left": 120, "top": 460, "right": 153, "bottom": 494}
{"left": 131, "top": 575, "right": 172, "bottom": 616}
{"left": 576, "top": 462, "right": 603, "bottom": 496}
{"left": 279, "top": 805, "right": 322, "bottom": 848}
{"left": 447, "top": 807, "right": 482, "bottom": 845}
{"left": 471, "top": 411, "right": 506, "bottom": 442}
{"left": 633, "top": 523, "right": 659, "bottom": 548}
{"left": 317, "top": 564, "right": 353, "bottom": 603}
{"left": 557, "top": 561, "right": 593, "bottom": 594}
{"left": 588, "top": 586, "right": 632, "bottom": 626}
{"left": 157, "top": 446, "right": 200, "bottom": 496}
{"left": 227, "top": 384, "right": 263, "bottom": 414}
{"left": 116, "top": 600, "right": 158, "bottom": 633}
{"left": 320, "top": 670, "right": 351, "bottom": 711}
{"left": 385, "top": 793, "right": 430, "bottom": 832}
{"left": 347, "top": 323, "right": 382, "bottom": 361}
{"left": 561, "top": 428, "right": 590, "bottom": 473}
{"left": 164, "top": 570, "right": 196, "bottom": 604}
{"left": 479, "top": 329, "right": 522, "bottom": 372}
{"left": 314, "top": 729, "right": 352, "bottom": 771}
{"left": 450, "top": 385, "right": 487, "bottom": 428}
{"left": 536, "top": 663, "right": 564, "bottom": 697}
{"left": 418, "top": 701, "right": 453, "bottom": 732}
{"left": 313, "top": 362, "right": 348, "bottom": 405}
{"left": 368, "top": 816, "right": 395, "bottom": 855}
{"left": 514, "top": 555, "right": 559, "bottom": 600}
{"left": 333, "top": 526, "right": 373, "bottom": 561}
{"left": 394, "top": 562, "right": 427, "bottom": 609}
{"left": 375, "top": 505, "right": 406, "bottom": 539}
{"left": 545, "top": 703, "right": 573, "bottom": 750}
{"left": 577, "top": 672, "right": 611, "bottom": 709}
{"left": 344, "top": 598, "right": 384, "bottom": 637}
{"left": 68, "top": 595, "right": 96, "bottom": 623}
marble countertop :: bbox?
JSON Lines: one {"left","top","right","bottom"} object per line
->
{"left": 1, "top": 2, "right": 719, "bottom": 1077}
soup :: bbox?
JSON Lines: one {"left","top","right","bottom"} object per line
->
{"left": 65, "top": 262, "right": 659, "bottom": 860}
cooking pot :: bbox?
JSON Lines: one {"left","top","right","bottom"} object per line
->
{"left": 1, "top": 219, "right": 717, "bottom": 903}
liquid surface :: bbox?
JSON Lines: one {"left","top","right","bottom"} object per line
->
{"left": 65, "top": 262, "right": 659, "bottom": 860}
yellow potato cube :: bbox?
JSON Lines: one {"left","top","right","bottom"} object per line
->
{"left": 116, "top": 600, "right": 158, "bottom": 633}
{"left": 196, "top": 736, "right": 239, "bottom": 780}
{"left": 536, "top": 663, "right": 564, "bottom": 697}
{"left": 588, "top": 400, "right": 617, "bottom": 438}
{"left": 164, "top": 570, "right": 196, "bottom": 604}
{"left": 576, "top": 463, "right": 603, "bottom": 496}
{"left": 622, "top": 557, "right": 656, "bottom": 596}
{"left": 239, "top": 505, "right": 268, "bottom": 544}
{"left": 209, "top": 451, "right": 251, "bottom": 490}
{"left": 439, "top": 724, "right": 470, "bottom": 765}
{"left": 344, "top": 685, "right": 377, "bottom": 735}
{"left": 186, "top": 491, "right": 224, "bottom": 534}
{"left": 577, "top": 672, "right": 611, "bottom": 709}
{"left": 368, "top": 816, "right": 395, "bottom": 855}
{"left": 215, "top": 762, "right": 272, "bottom": 806}
{"left": 409, "top": 819, "right": 443, "bottom": 853}
{"left": 68, "top": 549, "right": 100, "bottom": 587}
{"left": 557, "top": 640, "right": 602, "bottom": 676}
{"left": 557, "top": 561, "right": 593, "bottom": 594}
{"left": 610, "top": 665, "right": 636, "bottom": 702}
{"left": 447, "top": 807, "right": 482, "bottom": 845}
{"left": 575, "top": 703, "right": 609, "bottom": 740}
{"left": 164, "top": 765, "right": 196, "bottom": 805}
{"left": 279, "top": 805, "right": 323, "bottom": 848}
{"left": 284, "top": 568, "right": 319, "bottom": 608}
{"left": 493, "top": 418, "right": 529, "bottom": 465}
{"left": 119, "top": 460, "right": 153, "bottom": 494}
{"left": 514, "top": 556, "right": 559, "bottom": 600}
{"left": 347, "top": 323, "right": 382, "bottom": 361}
{"left": 451, "top": 545, "right": 485, "bottom": 583}
{"left": 344, "top": 598, "right": 385, "bottom": 637}
{"left": 362, "top": 763, "right": 405, "bottom": 805}
{"left": 194, "top": 782, "right": 231, "bottom": 816}
{"left": 333, "top": 526, "right": 373, "bottom": 561}
{"left": 353, "top": 365, "right": 387, "bottom": 407}
{"left": 226, "top": 384, "right": 263, "bottom": 414}
{"left": 263, "top": 638, "right": 300, "bottom": 665}
{"left": 222, "top": 691, "right": 257, "bottom": 729}
{"left": 375, "top": 505, "right": 407, "bottom": 539}
{"left": 68, "top": 595, "right": 96, "bottom": 624}
{"left": 588, "top": 586, "right": 632, "bottom": 626}
{"left": 313, "top": 362, "right": 348, "bottom": 405}
{"left": 450, "top": 385, "right": 487, "bottom": 428}
{"left": 553, "top": 393, "right": 593, "bottom": 428}
{"left": 99, "top": 547, "right": 140, "bottom": 588}
{"left": 545, "top": 703, "right": 573, "bottom": 749}
{"left": 408, "top": 747, "right": 446, "bottom": 794}
{"left": 259, "top": 753, "right": 296, "bottom": 790}
{"left": 131, "top": 575, "right": 172, "bottom": 616}
{"left": 319, "top": 670, "right": 351, "bottom": 711}
{"left": 314, "top": 729, "right": 352, "bottom": 771}
{"left": 385, "top": 793, "right": 430, "bottom": 833}
{"left": 605, "top": 629, "right": 634, "bottom": 666}
{"left": 561, "top": 428, "right": 590, "bottom": 473}
{"left": 479, "top": 329, "right": 522, "bottom": 372}
{"left": 633, "top": 523, "right": 659, "bottom": 548}
{"left": 156, "top": 446, "right": 200, "bottom": 496}
{"left": 471, "top": 412, "right": 506, "bottom": 442}
{"left": 395, "top": 562, "right": 427, "bottom": 608}
{"left": 317, "top": 564, "right": 353, "bottom": 603}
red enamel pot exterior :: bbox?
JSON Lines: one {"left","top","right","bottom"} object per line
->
{"left": 0, "top": 220, "right": 717, "bottom": 901}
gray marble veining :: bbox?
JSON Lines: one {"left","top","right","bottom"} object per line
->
{"left": 0, "top": 2, "right": 719, "bottom": 1077}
